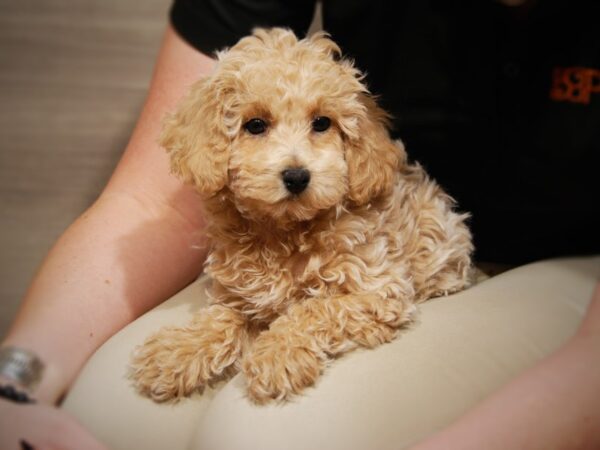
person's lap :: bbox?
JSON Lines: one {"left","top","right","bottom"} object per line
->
{"left": 62, "top": 256, "right": 600, "bottom": 450}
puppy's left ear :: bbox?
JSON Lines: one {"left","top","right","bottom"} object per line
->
{"left": 160, "top": 76, "right": 230, "bottom": 196}
{"left": 344, "top": 95, "right": 405, "bottom": 205}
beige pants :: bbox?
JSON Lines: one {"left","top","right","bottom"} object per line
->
{"left": 62, "top": 256, "right": 600, "bottom": 450}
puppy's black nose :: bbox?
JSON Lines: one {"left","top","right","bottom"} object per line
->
{"left": 282, "top": 168, "right": 310, "bottom": 194}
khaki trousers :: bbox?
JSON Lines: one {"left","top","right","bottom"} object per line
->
{"left": 62, "top": 256, "right": 600, "bottom": 450}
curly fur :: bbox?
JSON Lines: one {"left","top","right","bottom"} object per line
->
{"left": 130, "top": 28, "right": 473, "bottom": 404}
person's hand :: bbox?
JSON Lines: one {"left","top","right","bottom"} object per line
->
{"left": 0, "top": 397, "right": 109, "bottom": 450}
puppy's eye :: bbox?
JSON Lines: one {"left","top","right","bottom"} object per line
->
{"left": 244, "top": 118, "right": 268, "bottom": 135}
{"left": 312, "top": 116, "right": 331, "bottom": 132}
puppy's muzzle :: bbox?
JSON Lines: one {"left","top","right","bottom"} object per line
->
{"left": 282, "top": 168, "right": 310, "bottom": 195}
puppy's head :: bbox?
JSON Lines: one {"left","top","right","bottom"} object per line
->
{"left": 161, "top": 28, "right": 404, "bottom": 223}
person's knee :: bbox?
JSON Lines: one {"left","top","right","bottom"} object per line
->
{"left": 190, "top": 348, "right": 435, "bottom": 450}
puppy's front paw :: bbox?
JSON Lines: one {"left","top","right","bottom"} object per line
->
{"left": 242, "top": 331, "right": 324, "bottom": 404}
{"left": 129, "top": 327, "right": 203, "bottom": 402}
{"left": 129, "top": 324, "right": 241, "bottom": 402}
{"left": 348, "top": 298, "right": 414, "bottom": 348}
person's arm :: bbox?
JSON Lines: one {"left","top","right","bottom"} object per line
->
{"left": 411, "top": 282, "right": 600, "bottom": 450}
{"left": 0, "top": 23, "right": 214, "bottom": 450}
{"left": 0, "top": 25, "right": 215, "bottom": 450}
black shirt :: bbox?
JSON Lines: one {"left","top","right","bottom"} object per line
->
{"left": 170, "top": 0, "right": 600, "bottom": 264}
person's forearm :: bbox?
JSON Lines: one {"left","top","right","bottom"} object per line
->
{"left": 1, "top": 26, "right": 216, "bottom": 404}
{"left": 411, "top": 283, "right": 600, "bottom": 449}
{"left": 2, "top": 192, "right": 207, "bottom": 404}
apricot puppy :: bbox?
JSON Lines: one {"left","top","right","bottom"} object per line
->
{"left": 130, "top": 28, "right": 473, "bottom": 404}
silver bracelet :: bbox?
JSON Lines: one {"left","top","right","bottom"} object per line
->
{"left": 0, "top": 346, "right": 45, "bottom": 390}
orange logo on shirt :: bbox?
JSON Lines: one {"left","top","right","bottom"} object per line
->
{"left": 550, "top": 67, "right": 600, "bottom": 104}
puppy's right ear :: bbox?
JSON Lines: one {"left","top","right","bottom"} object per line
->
{"left": 160, "top": 76, "right": 229, "bottom": 196}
